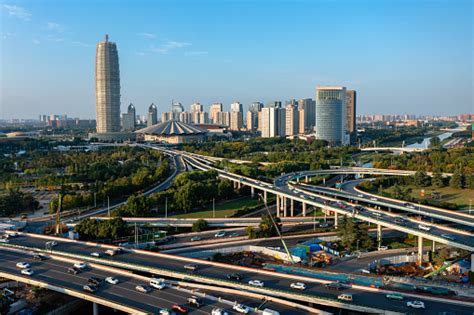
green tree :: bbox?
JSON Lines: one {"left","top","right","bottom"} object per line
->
{"left": 433, "top": 247, "right": 450, "bottom": 266}
{"left": 337, "top": 215, "right": 357, "bottom": 249}
{"left": 429, "top": 136, "right": 441, "bottom": 148}
{"left": 116, "top": 194, "right": 151, "bottom": 217}
{"left": 258, "top": 214, "right": 281, "bottom": 238}
{"left": 414, "top": 171, "right": 430, "bottom": 187}
{"left": 245, "top": 226, "right": 257, "bottom": 239}
{"left": 449, "top": 168, "right": 464, "bottom": 189}
{"left": 0, "top": 293, "right": 10, "bottom": 315}
{"left": 192, "top": 219, "right": 208, "bottom": 232}
{"left": 464, "top": 173, "right": 474, "bottom": 189}
{"left": 432, "top": 171, "right": 445, "bottom": 188}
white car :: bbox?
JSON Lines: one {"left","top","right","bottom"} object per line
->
{"left": 441, "top": 234, "right": 456, "bottom": 241}
{"left": 372, "top": 212, "right": 382, "bottom": 217}
{"left": 46, "top": 240, "right": 58, "bottom": 247}
{"left": 370, "top": 197, "right": 378, "bottom": 201}
{"left": 215, "top": 231, "right": 227, "bottom": 238}
{"left": 357, "top": 194, "right": 364, "bottom": 197}
{"left": 407, "top": 301, "right": 425, "bottom": 309}
{"left": 21, "top": 268, "right": 34, "bottom": 276}
{"left": 211, "top": 308, "right": 229, "bottom": 315}
{"left": 248, "top": 279, "right": 264, "bottom": 287}
{"left": 90, "top": 252, "right": 102, "bottom": 257}
{"left": 73, "top": 262, "right": 88, "bottom": 270}
{"left": 290, "top": 282, "right": 306, "bottom": 290}
{"left": 105, "top": 277, "right": 119, "bottom": 284}
{"left": 16, "top": 262, "right": 30, "bottom": 269}
{"left": 233, "top": 304, "right": 250, "bottom": 314}
{"left": 0, "top": 238, "right": 9, "bottom": 243}
{"left": 418, "top": 224, "right": 431, "bottom": 231}
{"left": 378, "top": 246, "right": 388, "bottom": 251}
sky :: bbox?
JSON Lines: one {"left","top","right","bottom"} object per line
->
{"left": 1, "top": 0, "right": 473, "bottom": 119}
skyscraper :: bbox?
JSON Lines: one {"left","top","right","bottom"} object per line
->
{"left": 261, "top": 102, "right": 285, "bottom": 138}
{"left": 346, "top": 90, "right": 357, "bottom": 143}
{"left": 315, "top": 86, "right": 348, "bottom": 145}
{"left": 246, "top": 102, "right": 263, "bottom": 131}
{"left": 285, "top": 103, "right": 299, "bottom": 136}
{"left": 209, "top": 103, "right": 223, "bottom": 124}
{"left": 298, "top": 98, "right": 316, "bottom": 133}
{"left": 95, "top": 34, "right": 121, "bottom": 133}
{"left": 122, "top": 103, "right": 136, "bottom": 131}
{"left": 147, "top": 103, "right": 158, "bottom": 126}
{"left": 230, "top": 102, "right": 243, "bottom": 130}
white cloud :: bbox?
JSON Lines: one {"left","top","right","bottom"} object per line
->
{"left": 2, "top": 32, "right": 15, "bottom": 39}
{"left": 138, "top": 32, "right": 156, "bottom": 39}
{"left": 2, "top": 4, "right": 31, "bottom": 21}
{"left": 71, "top": 41, "right": 89, "bottom": 47}
{"left": 185, "top": 51, "right": 208, "bottom": 56}
{"left": 47, "top": 22, "right": 63, "bottom": 32}
{"left": 32, "top": 39, "right": 40, "bottom": 44}
{"left": 151, "top": 40, "right": 191, "bottom": 54}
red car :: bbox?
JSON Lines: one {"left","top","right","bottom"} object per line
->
{"left": 171, "top": 304, "right": 188, "bottom": 314}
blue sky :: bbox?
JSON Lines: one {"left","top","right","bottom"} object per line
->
{"left": 1, "top": 0, "right": 472, "bottom": 119}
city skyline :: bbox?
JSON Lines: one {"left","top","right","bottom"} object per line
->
{"left": 1, "top": 0, "right": 473, "bottom": 119}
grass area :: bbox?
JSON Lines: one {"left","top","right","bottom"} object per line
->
{"left": 382, "top": 185, "right": 473, "bottom": 210}
{"left": 172, "top": 197, "right": 263, "bottom": 218}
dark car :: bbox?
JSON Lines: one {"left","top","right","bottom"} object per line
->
{"left": 83, "top": 284, "right": 98, "bottom": 293}
{"left": 32, "top": 254, "right": 44, "bottom": 261}
{"left": 88, "top": 277, "right": 104, "bottom": 287}
{"left": 226, "top": 273, "right": 242, "bottom": 281}
{"left": 325, "top": 282, "right": 344, "bottom": 290}
{"left": 67, "top": 267, "right": 80, "bottom": 275}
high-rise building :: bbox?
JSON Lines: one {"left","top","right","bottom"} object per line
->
{"left": 315, "top": 86, "right": 348, "bottom": 145}
{"left": 246, "top": 102, "right": 263, "bottom": 131}
{"left": 95, "top": 34, "right": 121, "bottom": 133}
{"left": 298, "top": 98, "right": 315, "bottom": 133}
{"left": 230, "top": 102, "right": 243, "bottom": 130}
{"left": 346, "top": 90, "right": 357, "bottom": 143}
{"left": 249, "top": 102, "right": 263, "bottom": 113}
{"left": 122, "top": 103, "right": 136, "bottom": 131}
{"left": 261, "top": 102, "right": 285, "bottom": 138}
{"left": 285, "top": 103, "right": 299, "bottom": 136}
{"left": 190, "top": 102, "right": 203, "bottom": 124}
{"left": 209, "top": 103, "right": 223, "bottom": 124}
{"left": 147, "top": 103, "right": 158, "bottom": 126}
{"left": 216, "top": 111, "right": 230, "bottom": 126}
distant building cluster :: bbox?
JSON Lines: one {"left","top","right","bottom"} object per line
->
{"left": 39, "top": 114, "right": 96, "bottom": 129}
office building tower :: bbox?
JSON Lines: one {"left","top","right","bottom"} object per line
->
{"left": 249, "top": 102, "right": 263, "bottom": 113}
{"left": 247, "top": 102, "right": 263, "bottom": 131}
{"left": 298, "top": 98, "right": 316, "bottom": 133}
{"left": 216, "top": 111, "right": 230, "bottom": 126}
{"left": 209, "top": 103, "right": 223, "bottom": 124}
{"left": 261, "top": 103, "right": 285, "bottom": 138}
{"left": 285, "top": 103, "right": 299, "bottom": 136}
{"left": 95, "top": 34, "right": 121, "bottom": 133}
{"left": 346, "top": 90, "right": 357, "bottom": 143}
{"left": 198, "top": 112, "right": 209, "bottom": 124}
{"left": 315, "top": 86, "right": 348, "bottom": 145}
{"left": 147, "top": 103, "right": 158, "bottom": 126}
{"left": 298, "top": 108, "right": 306, "bottom": 134}
{"left": 190, "top": 102, "right": 203, "bottom": 124}
{"left": 230, "top": 102, "right": 243, "bottom": 130}
{"left": 122, "top": 103, "right": 136, "bottom": 131}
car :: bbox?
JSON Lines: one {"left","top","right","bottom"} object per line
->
{"left": 16, "top": 262, "right": 30, "bottom": 269}
{"left": 319, "top": 223, "right": 330, "bottom": 228}
{"left": 82, "top": 285, "right": 98, "bottom": 293}
{"left": 404, "top": 203, "right": 416, "bottom": 209}
{"left": 74, "top": 262, "right": 88, "bottom": 270}
{"left": 67, "top": 267, "right": 80, "bottom": 274}
{"left": 248, "top": 279, "right": 264, "bottom": 287}
{"left": 441, "top": 234, "right": 456, "bottom": 241}
{"left": 227, "top": 273, "right": 242, "bottom": 281}
{"left": 105, "top": 248, "right": 123, "bottom": 256}
{"left": 150, "top": 278, "right": 166, "bottom": 289}
{"left": 228, "top": 232, "right": 240, "bottom": 238}
{"left": 5, "top": 231, "right": 18, "bottom": 237}
{"left": 45, "top": 240, "right": 58, "bottom": 247}
{"left": 211, "top": 308, "right": 229, "bottom": 315}
{"left": 418, "top": 224, "right": 431, "bottom": 231}
{"left": 290, "top": 282, "right": 306, "bottom": 290}
{"left": 21, "top": 268, "right": 34, "bottom": 276}
{"left": 337, "top": 294, "right": 353, "bottom": 302}
{"left": 214, "top": 231, "right": 227, "bottom": 238}
{"left": 190, "top": 236, "right": 201, "bottom": 242}
{"left": 378, "top": 246, "right": 388, "bottom": 251}
{"left": 325, "top": 282, "right": 344, "bottom": 290}
{"left": 0, "top": 238, "right": 9, "bottom": 243}
{"left": 394, "top": 217, "right": 407, "bottom": 224}
{"left": 357, "top": 194, "right": 364, "bottom": 197}
{"left": 32, "top": 254, "right": 44, "bottom": 261}
{"left": 184, "top": 264, "right": 198, "bottom": 271}
{"left": 88, "top": 277, "right": 104, "bottom": 287}
{"left": 135, "top": 284, "right": 152, "bottom": 293}
{"left": 386, "top": 293, "right": 404, "bottom": 300}
{"left": 407, "top": 301, "right": 425, "bottom": 309}
{"left": 90, "top": 252, "right": 102, "bottom": 257}
{"left": 233, "top": 304, "right": 250, "bottom": 314}
{"left": 159, "top": 309, "right": 176, "bottom": 315}
{"left": 105, "top": 277, "right": 119, "bottom": 284}
{"left": 372, "top": 212, "right": 382, "bottom": 217}
{"left": 370, "top": 197, "right": 378, "bottom": 201}
{"left": 187, "top": 296, "right": 202, "bottom": 307}
{"left": 171, "top": 304, "right": 188, "bottom": 314}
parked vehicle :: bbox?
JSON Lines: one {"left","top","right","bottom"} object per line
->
{"left": 0, "top": 238, "right": 9, "bottom": 243}
{"left": 337, "top": 294, "right": 353, "bottom": 302}
{"left": 386, "top": 293, "right": 404, "bottom": 300}
{"left": 407, "top": 301, "right": 425, "bottom": 309}
{"left": 370, "top": 197, "right": 378, "bottom": 201}
{"left": 184, "top": 264, "right": 198, "bottom": 271}
{"left": 187, "top": 296, "right": 202, "bottom": 308}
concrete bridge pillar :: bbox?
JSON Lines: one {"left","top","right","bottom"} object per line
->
{"left": 302, "top": 202, "right": 307, "bottom": 217}
{"left": 283, "top": 197, "right": 287, "bottom": 217}
{"left": 305, "top": 176, "right": 309, "bottom": 183}
{"left": 263, "top": 190, "right": 267, "bottom": 203}
{"left": 233, "top": 181, "right": 237, "bottom": 189}
{"left": 251, "top": 186, "right": 255, "bottom": 197}
{"left": 290, "top": 199, "right": 294, "bottom": 217}
{"left": 334, "top": 212, "right": 338, "bottom": 229}
{"left": 432, "top": 240, "right": 436, "bottom": 252}
{"left": 276, "top": 195, "right": 280, "bottom": 217}
{"left": 93, "top": 302, "right": 99, "bottom": 315}
{"left": 417, "top": 236, "right": 423, "bottom": 264}
{"left": 237, "top": 181, "right": 241, "bottom": 189}
{"left": 471, "top": 253, "right": 474, "bottom": 271}
{"left": 296, "top": 177, "right": 300, "bottom": 183}
{"left": 377, "top": 224, "right": 382, "bottom": 248}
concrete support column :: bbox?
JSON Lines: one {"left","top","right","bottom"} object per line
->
{"left": 334, "top": 212, "right": 338, "bottom": 229}
{"left": 283, "top": 197, "right": 287, "bottom": 217}
{"left": 471, "top": 253, "right": 474, "bottom": 272}
{"left": 276, "top": 195, "right": 280, "bottom": 217}
{"left": 302, "top": 202, "right": 307, "bottom": 217}
{"left": 377, "top": 224, "right": 382, "bottom": 248}
{"left": 290, "top": 199, "right": 294, "bottom": 217}
{"left": 432, "top": 240, "right": 436, "bottom": 252}
{"left": 93, "top": 302, "right": 99, "bottom": 315}
{"left": 233, "top": 181, "right": 237, "bottom": 189}
{"left": 250, "top": 186, "right": 255, "bottom": 197}
{"left": 263, "top": 190, "right": 267, "bottom": 203}
{"left": 237, "top": 182, "right": 241, "bottom": 189}
{"left": 296, "top": 177, "right": 300, "bottom": 183}
{"left": 305, "top": 176, "right": 309, "bottom": 183}
{"left": 417, "top": 236, "right": 423, "bottom": 264}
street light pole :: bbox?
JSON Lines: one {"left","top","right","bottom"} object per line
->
{"left": 165, "top": 197, "right": 168, "bottom": 218}
{"left": 213, "top": 198, "right": 215, "bottom": 218}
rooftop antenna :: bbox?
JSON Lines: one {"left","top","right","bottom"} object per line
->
{"left": 105, "top": 34, "right": 109, "bottom": 42}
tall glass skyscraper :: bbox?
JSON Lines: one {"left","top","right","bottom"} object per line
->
{"left": 95, "top": 34, "right": 121, "bottom": 133}
{"left": 315, "top": 86, "right": 348, "bottom": 145}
